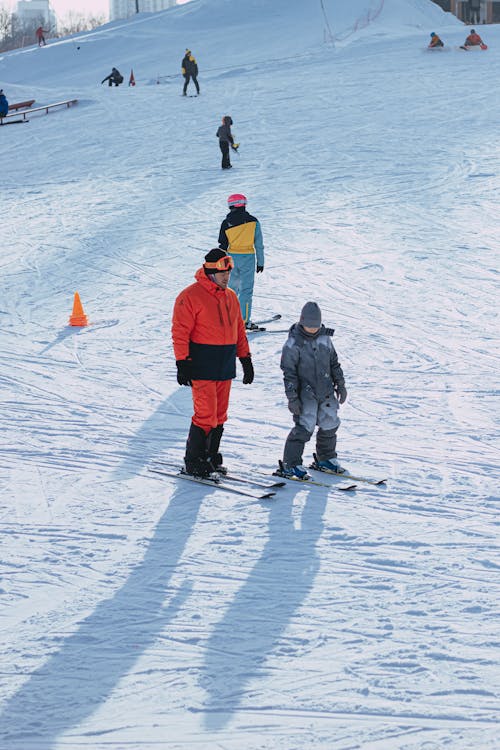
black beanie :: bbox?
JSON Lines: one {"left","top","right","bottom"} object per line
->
{"left": 204, "top": 248, "right": 227, "bottom": 264}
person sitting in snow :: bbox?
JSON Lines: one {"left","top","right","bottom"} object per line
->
{"left": 0, "top": 89, "right": 8, "bottom": 117}
{"left": 101, "top": 67, "right": 124, "bottom": 87}
{"left": 463, "top": 29, "right": 485, "bottom": 47}
{"left": 428, "top": 32, "right": 444, "bottom": 48}
{"left": 278, "top": 302, "right": 347, "bottom": 480}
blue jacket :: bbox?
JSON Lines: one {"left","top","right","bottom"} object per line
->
{"left": 0, "top": 94, "right": 8, "bottom": 117}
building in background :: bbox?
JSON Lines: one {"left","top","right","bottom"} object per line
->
{"left": 431, "top": 0, "right": 500, "bottom": 23}
{"left": 16, "top": 0, "right": 56, "bottom": 30}
{"left": 110, "top": 0, "right": 177, "bottom": 22}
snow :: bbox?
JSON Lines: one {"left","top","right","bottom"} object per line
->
{"left": 1, "top": 0, "right": 499, "bottom": 747}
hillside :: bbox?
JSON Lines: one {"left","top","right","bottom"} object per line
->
{"left": 1, "top": 0, "right": 498, "bottom": 748}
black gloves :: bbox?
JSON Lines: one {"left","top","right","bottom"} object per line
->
{"left": 335, "top": 383, "right": 347, "bottom": 404}
{"left": 256, "top": 265, "right": 264, "bottom": 273}
{"left": 239, "top": 356, "right": 254, "bottom": 384}
{"left": 176, "top": 359, "right": 192, "bottom": 386}
{"left": 288, "top": 398, "right": 301, "bottom": 415}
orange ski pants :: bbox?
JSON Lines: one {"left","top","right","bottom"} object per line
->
{"left": 191, "top": 380, "right": 232, "bottom": 434}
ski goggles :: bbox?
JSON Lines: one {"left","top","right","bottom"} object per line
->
{"left": 204, "top": 255, "right": 234, "bottom": 272}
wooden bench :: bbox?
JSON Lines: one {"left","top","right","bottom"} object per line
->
{"left": 1, "top": 99, "right": 78, "bottom": 122}
{"left": 8, "top": 99, "right": 35, "bottom": 111}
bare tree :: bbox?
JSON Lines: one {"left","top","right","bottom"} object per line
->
{"left": 57, "top": 11, "right": 105, "bottom": 36}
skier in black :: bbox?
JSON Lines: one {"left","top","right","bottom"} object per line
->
{"left": 181, "top": 49, "right": 199, "bottom": 96}
{"left": 101, "top": 68, "right": 124, "bottom": 87}
{"left": 216, "top": 115, "right": 238, "bottom": 170}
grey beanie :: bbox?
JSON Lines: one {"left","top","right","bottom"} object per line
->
{"left": 300, "top": 301, "right": 321, "bottom": 328}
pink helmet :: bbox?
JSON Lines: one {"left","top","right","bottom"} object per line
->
{"left": 227, "top": 193, "right": 247, "bottom": 208}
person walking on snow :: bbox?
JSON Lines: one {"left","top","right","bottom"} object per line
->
{"left": 218, "top": 193, "right": 264, "bottom": 330}
{"left": 181, "top": 49, "right": 200, "bottom": 96}
{"left": 279, "top": 302, "right": 347, "bottom": 480}
{"left": 428, "top": 32, "right": 444, "bottom": 48}
{"left": 172, "top": 248, "right": 254, "bottom": 477}
{"left": 101, "top": 67, "right": 124, "bottom": 86}
{"left": 36, "top": 26, "right": 48, "bottom": 46}
{"left": 216, "top": 115, "right": 238, "bottom": 170}
{"left": 0, "top": 90, "right": 8, "bottom": 117}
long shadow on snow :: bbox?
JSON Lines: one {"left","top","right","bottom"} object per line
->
{"left": 0, "top": 483, "right": 205, "bottom": 750}
{"left": 201, "top": 485, "right": 328, "bottom": 730}
{"left": 111, "top": 386, "right": 193, "bottom": 481}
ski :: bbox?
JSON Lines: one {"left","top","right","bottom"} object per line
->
{"left": 272, "top": 467, "right": 356, "bottom": 492}
{"left": 152, "top": 460, "right": 285, "bottom": 490}
{"left": 253, "top": 314, "right": 281, "bottom": 326}
{"left": 246, "top": 325, "right": 267, "bottom": 333}
{"left": 310, "top": 454, "right": 387, "bottom": 485}
{"left": 148, "top": 464, "right": 276, "bottom": 499}
{"left": 215, "top": 471, "right": 285, "bottom": 490}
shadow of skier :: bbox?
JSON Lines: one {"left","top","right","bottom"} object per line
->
{"left": 0, "top": 484, "right": 206, "bottom": 750}
{"left": 200, "top": 485, "right": 328, "bottom": 730}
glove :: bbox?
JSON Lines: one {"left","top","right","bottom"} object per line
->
{"left": 335, "top": 383, "right": 347, "bottom": 404}
{"left": 288, "top": 398, "right": 301, "bottom": 416}
{"left": 239, "top": 356, "right": 254, "bottom": 385}
{"left": 256, "top": 265, "right": 264, "bottom": 273}
{"left": 176, "top": 359, "right": 192, "bottom": 386}
{"left": 231, "top": 143, "right": 239, "bottom": 151}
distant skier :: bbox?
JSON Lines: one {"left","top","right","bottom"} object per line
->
{"left": 36, "top": 26, "right": 48, "bottom": 46}
{"left": 428, "top": 32, "right": 444, "bottom": 48}
{"left": 0, "top": 89, "right": 8, "bottom": 117}
{"left": 218, "top": 193, "right": 264, "bottom": 330}
{"left": 463, "top": 29, "right": 485, "bottom": 48}
{"left": 278, "top": 302, "right": 347, "bottom": 480}
{"left": 101, "top": 68, "right": 124, "bottom": 87}
{"left": 216, "top": 115, "right": 238, "bottom": 170}
{"left": 172, "top": 248, "right": 254, "bottom": 477}
{"left": 181, "top": 49, "right": 199, "bottom": 96}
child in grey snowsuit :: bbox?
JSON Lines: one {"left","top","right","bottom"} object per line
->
{"left": 280, "top": 302, "right": 347, "bottom": 479}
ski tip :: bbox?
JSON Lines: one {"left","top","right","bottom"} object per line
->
{"left": 261, "top": 491, "right": 276, "bottom": 499}
{"left": 338, "top": 484, "right": 357, "bottom": 492}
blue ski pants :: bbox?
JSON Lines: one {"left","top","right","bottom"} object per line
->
{"left": 228, "top": 253, "right": 256, "bottom": 323}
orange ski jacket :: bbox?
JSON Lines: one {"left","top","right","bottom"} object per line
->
{"left": 172, "top": 267, "right": 250, "bottom": 380}
{"left": 465, "top": 33, "right": 483, "bottom": 46}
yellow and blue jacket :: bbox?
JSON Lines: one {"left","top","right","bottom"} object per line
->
{"left": 218, "top": 208, "right": 264, "bottom": 265}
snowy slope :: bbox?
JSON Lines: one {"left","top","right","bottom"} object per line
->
{"left": 1, "top": 0, "right": 499, "bottom": 748}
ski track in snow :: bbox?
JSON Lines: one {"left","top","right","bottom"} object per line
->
{"left": 0, "top": 0, "right": 499, "bottom": 747}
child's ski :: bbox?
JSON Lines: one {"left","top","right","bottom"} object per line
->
{"left": 310, "top": 454, "right": 387, "bottom": 485}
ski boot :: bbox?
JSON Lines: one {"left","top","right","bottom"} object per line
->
{"left": 245, "top": 321, "right": 260, "bottom": 331}
{"left": 310, "top": 455, "right": 346, "bottom": 474}
{"left": 275, "top": 461, "right": 311, "bottom": 480}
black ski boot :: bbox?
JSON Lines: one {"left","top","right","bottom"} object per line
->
{"left": 207, "top": 424, "right": 225, "bottom": 473}
{"left": 184, "top": 423, "right": 212, "bottom": 477}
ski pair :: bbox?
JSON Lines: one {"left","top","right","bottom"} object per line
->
{"left": 148, "top": 462, "right": 281, "bottom": 500}
{"left": 273, "top": 461, "right": 356, "bottom": 491}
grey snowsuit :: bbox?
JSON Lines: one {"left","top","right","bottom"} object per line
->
{"left": 281, "top": 323, "right": 345, "bottom": 467}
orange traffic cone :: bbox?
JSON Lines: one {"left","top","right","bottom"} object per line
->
{"left": 129, "top": 69, "right": 136, "bottom": 86}
{"left": 69, "top": 292, "right": 88, "bottom": 326}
